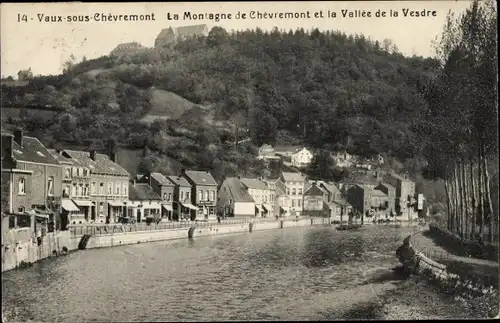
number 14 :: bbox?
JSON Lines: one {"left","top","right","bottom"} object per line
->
{"left": 18, "top": 14, "right": 28, "bottom": 22}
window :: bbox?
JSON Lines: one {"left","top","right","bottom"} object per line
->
{"left": 199, "top": 190, "right": 203, "bottom": 201}
{"left": 122, "top": 184, "right": 127, "bottom": 196}
{"left": 75, "top": 184, "right": 80, "bottom": 197}
{"left": 167, "top": 193, "right": 172, "bottom": 202}
{"left": 64, "top": 167, "right": 71, "bottom": 179}
{"left": 229, "top": 198, "right": 233, "bottom": 204}
{"left": 115, "top": 183, "right": 120, "bottom": 195}
{"left": 286, "top": 188, "right": 290, "bottom": 195}
{"left": 18, "top": 207, "right": 25, "bottom": 213}
{"left": 186, "top": 192, "right": 190, "bottom": 200}
{"left": 76, "top": 168, "right": 81, "bottom": 177}
{"left": 163, "top": 193, "right": 167, "bottom": 200}
{"left": 180, "top": 191, "right": 184, "bottom": 200}
{"left": 72, "top": 183, "right": 77, "bottom": 196}
{"left": 18, "top": 178, "right": 26, "bottom": 194}
{"left": 91, "top": 182, "right": 96, "bottom": 195}
{"left": 84, "top": 185, "right": 89, "bottom": 196}
{"left": 210, "top": 190, "right": 215, "bottom": 201}
{"left": 63, "top": 185, "right": 70, "bottom": 198}
{"left": 298, "top": 199, "right": 301, "bottom": 207}
{"left": 204, "top": 190, "right": 209, "bottom": 201}
{"left": 107, "top": 183, "right": 112, "bottom": 195}
{"left": 46, "top": 177, "right": 54, "bottom": 196}
{"left": 292, "top": 199, "right": 296, "bottom": 207}
{"left": 298, "top": 188, "right": 303, "bottom": 195}
{"left": 292, "top": 188, "right": 296, "bottom": 195}
{"left": 99, "top": 183, "right": 104, "bottom": 195}
{"left": 72, "top": 167, "right": 77, "bottom": 176}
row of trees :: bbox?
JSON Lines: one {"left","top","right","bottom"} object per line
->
{"left": 422, "top": 0, "right": 498, "bottom": 243}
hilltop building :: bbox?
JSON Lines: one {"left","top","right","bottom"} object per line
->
{"left": 110, "top": 42, "right": 147, "bottom": 57}
{"left": 155, "top": 25, "right": 209, "bottom": 47}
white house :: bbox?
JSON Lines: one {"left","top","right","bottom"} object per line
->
{"left": 239, "top": 177, "right": 274, "bottom": 217}
{"left": 276, "top": 172, "right": 305, "bottom": 216}
{"left": 127, "top": 183, "right": 162, "bottom": 222}
{"left": 217, "top": 177, "right": 255, "bottom": 218}
{"left": 291, "top": 147, "right": 313, "bottom": 168}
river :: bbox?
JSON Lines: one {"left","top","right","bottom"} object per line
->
{"left": 1, "top": 225, "right": 479, "bottom": 321}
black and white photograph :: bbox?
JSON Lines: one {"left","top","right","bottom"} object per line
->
{"left": 1, "top": 1, "right": 498, "bottom": 321}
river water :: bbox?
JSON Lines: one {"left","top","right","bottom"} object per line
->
{"left": 1, "top": 225, "right": 472, "bottom": 321}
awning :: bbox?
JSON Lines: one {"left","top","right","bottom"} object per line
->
{"left": 262, "top": 204, "right": 271, "bottom": 212}
{"left": 62, "top": 199, "right": 79, "bottom": 212}
{"left": 107, "top": 200, "right": 124, "bottom": 207}
{"left": 255, "top": 205, "right": 261, "bottom": 212}
{"left": 72, "top": 200, "right": 93, "bottom": 207}
{"left": 162, "top": 205, "right": 173, "bottom": 212}
{"left": 34, "top": 207, "right": 50, "bottom": 215}
{"left": 181, "top": 203, "right": 198, "bottom": 211}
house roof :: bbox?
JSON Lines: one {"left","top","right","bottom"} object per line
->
{"left": 175, "top": 24, "right": 208, "bottom": 37}
{"left": 281, "top": 172, "right": 304, "bottom": 182}
{"left": 183, "top": 170, "right": 217, "bottom": 186}
{"left": 48, "top": 149, "right": 78, "bottom": 166}
{"left": 223, "top": 177, "right": 255, "bottom": 203}
{"left": 316, "top": 181, "right": 342, "bottom": 195}
{"left": 304, "top": 184, "right": 325, "bottom": 196}
{"left": 275, "top": 186, "right": 287, "bottom": 196}
{"left": 167, "top": 175, "right": 191, "bottom": 187}
{"left": 239, "top": 178, "right": 269, "bottom": 190}
{"left": 371, "top": 188, "right": 388, "bottom": 197}
{"left": 129, "top": 183, "right": 161, "bottom": 201}
{"left": 377, "top": 182, "right": 396, "bottom": 191}
{"left": 62, "top": 150, "right": 129, "bottom": 176}
{"left": 331, "top": 197, "right": 351, "bottom": 207}
{"left": 12, "top": 136, "right": 60, "bottom": 165}
{"left": 150, "top": 172, "right": 174, "bottom": 186}
{"left": 274, "top": 145, "right": 302, "bottom": 154}
{"left": 388, "top": 173, "right": 412, "bottom": 182}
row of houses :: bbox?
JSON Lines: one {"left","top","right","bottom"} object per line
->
{"left": 1, "top": 130, "right": 220, "bottom": 233}
{"left": 218, "top": 170, "right": 425, "bottom": 222}
{"left": 1, "top": 130, "right": 424, "bottom": 236}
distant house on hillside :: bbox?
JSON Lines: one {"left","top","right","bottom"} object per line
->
{"left": 17, "top": 68, "right": 33, "bottom": 81}
{"left": 155, "top": 24, "right": 209, "bottom": 48}
{"left": 331, "top": 151, "right": 356, "bottom": 168}
{"left": 257, "top": 144, "right": 281, "bottom": 161}
{"left": 110, "top": 42, "right": 147, "bottom": 57}
{"left": 291, "top": 147, "right": 313, "bottom": 168}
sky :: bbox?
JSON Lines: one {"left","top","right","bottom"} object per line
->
{"left": 1, "top": 1, "right": 475, "bottom": 78}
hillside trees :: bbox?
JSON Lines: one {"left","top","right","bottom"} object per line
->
{"left": 421, "top": 0, "right": 498, "bottom": 243}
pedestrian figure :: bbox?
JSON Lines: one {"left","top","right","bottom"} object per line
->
{"left": 217, "top": 216, "right": 221, "bottom": 224}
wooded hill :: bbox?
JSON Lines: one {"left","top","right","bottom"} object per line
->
{"left": 1, "top": 26, "right": 440, "bottom": 183}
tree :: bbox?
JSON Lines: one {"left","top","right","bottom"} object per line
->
{"left": 422, "top": 0, "right": 498, "bottom": 243}
{"left": 207, "top": 27, "right": 229, "bottom": 47}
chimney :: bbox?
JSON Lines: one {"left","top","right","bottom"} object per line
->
{"left": 1, "top": 135, "right": 14, "bottom": 160}
{"left": 90, "top": 150, "right": 97, "bottom": 161}
{"left": 13, "top": 129, "right": 23, "bottom": 147}
{"left": 237, "top": 176, "right": 241, "bottom": 180}
{"left": 181, "top": 169, "right": 186, "bottom": 175}
{"left": 109, "top": 151, "right": 117, "bottom": 163}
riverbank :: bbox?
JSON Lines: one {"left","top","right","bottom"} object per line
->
{"left": 392, "top": 230, "right": 499, "bottom": 319}
{"left": 2, "top": 218, "right": 422, "bottom": 273}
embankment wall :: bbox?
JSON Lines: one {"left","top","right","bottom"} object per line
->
{"left": 2, "top": 217, "right": 331, "bottom": 271}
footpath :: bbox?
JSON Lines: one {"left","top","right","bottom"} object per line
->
{"left": 411, "top": 231, "right": 498, "bottom": 268}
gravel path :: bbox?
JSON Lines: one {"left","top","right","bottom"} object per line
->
{"left": 411, "top": 231, "right": 498, "bottom": 268}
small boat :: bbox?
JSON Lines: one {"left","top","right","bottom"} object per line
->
{"left": 336, "top": 223, "right": 363, "bottom": 231}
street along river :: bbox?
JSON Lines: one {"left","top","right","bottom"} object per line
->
{"left": 1, "top": 225, "right": 484, "bottom": 321}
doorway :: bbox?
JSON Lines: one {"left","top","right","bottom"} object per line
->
{"left": 137, "top": 209, "right": 142, "bottom": 223}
